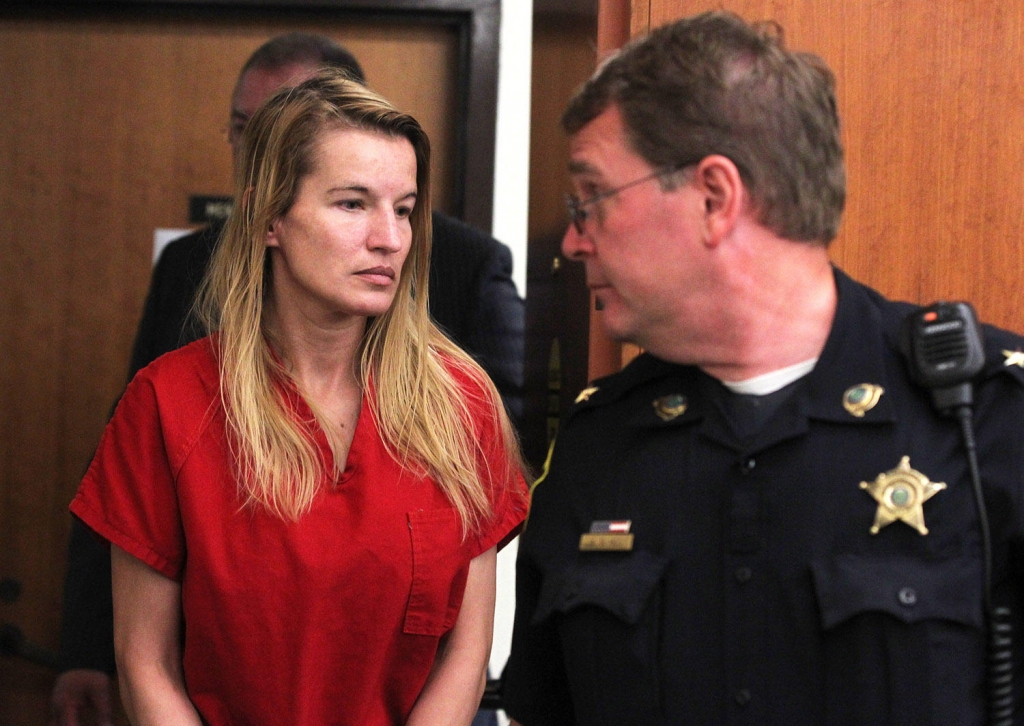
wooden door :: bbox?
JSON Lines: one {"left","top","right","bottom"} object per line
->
{"left": 589, "top": 0, "right": 1024, "bottom": 377}
{"left": 0, "top": 7, "right": 463, "bottom": 723}
{"left": 521, "top": 11, "right": 598, "bottom": 470}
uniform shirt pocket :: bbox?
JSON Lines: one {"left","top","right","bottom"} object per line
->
{"left": 811, "top": 554, "right": 986, "bottom": 725}
{"left": 812, "top": 554, "right": 983, "bottom": 629}
{"left": 533, "top": 551, "right": 669, "bottom": 725}
{"left": 533, "top": 550, "right": 667, "bottom": 624}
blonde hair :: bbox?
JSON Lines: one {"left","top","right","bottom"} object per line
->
{"left": 197, "top": 69, "right": 523, "bottom": 534}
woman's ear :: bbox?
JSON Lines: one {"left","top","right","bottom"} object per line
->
{"left": 694, "top": 154, "right": 745, "bottom": 248}
{"left": 266, "top": 219, "right": 281, "bottom": 249}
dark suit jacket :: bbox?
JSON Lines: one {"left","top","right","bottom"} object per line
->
{"left": 59, "top": 211, "right": 524, "bottom": 673}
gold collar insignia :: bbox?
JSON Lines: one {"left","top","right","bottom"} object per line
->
{"left": 843, "top": 383, "right": 884, "bottom": 418}
{"left": 653, "top": 394, "right": 687, "bottom": 421}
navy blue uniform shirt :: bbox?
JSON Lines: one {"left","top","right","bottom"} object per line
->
{"left": 504, "top": 268, "right": 1024, "bottom": 726}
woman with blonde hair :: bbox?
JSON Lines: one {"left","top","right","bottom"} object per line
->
{"left": 71, "top": 69, "right": 528, "bottom": 726}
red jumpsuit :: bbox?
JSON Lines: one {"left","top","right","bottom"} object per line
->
{"left": 71, "top": 337, "right": 527, "bottom": 725}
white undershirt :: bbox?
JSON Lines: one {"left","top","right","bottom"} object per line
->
{"left": 719, "top": 358, "right": 818, "bottom": 396}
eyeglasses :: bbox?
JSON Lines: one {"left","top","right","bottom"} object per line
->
{"left": 565, "top": 164, "right": 687, "bottom": 235}
{"left": 224, "top": 112, "right": 250, "bottom": 147}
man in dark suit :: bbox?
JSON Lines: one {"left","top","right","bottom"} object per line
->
{"left": 50, "top": 32, "right": 522, "bottom": 726}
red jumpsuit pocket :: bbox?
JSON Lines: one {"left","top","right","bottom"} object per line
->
{"left": 403, "top": 508, "right": 467, "bottom": 636}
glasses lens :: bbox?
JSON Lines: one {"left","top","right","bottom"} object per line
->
{"left": 565, "top": 194, "right": 585, "bottom": 234}
{"left": 227, "top": 121, "right": 246, "bottom": 146}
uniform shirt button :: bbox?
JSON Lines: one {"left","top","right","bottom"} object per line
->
{"left": 740, "top": 458, "right": 756, "bottom": 474}
{"left": 735, "top": 566, "right": 752, "bottom": 583}
{"left": 734, "top": 688, "right": 752, "bottom": 706}
{"left": 898, "top": 587, "right": 917, "bottom": 606}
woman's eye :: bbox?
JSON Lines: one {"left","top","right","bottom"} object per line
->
{"left": 395, "top": 205, "right": 413, "bottom": 219}
{"left": 337, "top": 199, "right": 363, "bottom": 211}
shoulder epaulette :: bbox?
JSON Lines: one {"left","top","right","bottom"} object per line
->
{"left": 566, "top": 353, "right": 682, "bottom": 418}
{"left": 980, "top": 323, "right": 1024, "bottom": 387}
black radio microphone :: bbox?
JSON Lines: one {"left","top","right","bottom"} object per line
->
{"left": 902, "top": 301, "right": 1013, "bottom": 726}
{"left": 901, "top": 301, "right": 985, "bottom": 412}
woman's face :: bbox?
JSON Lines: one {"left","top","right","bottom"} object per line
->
{"left": 266, "top": 126, "right": 418, "bottom": 325}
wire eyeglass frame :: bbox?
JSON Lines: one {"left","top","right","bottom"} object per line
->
{"left": 564, "top": 162, "right": 690, "bottom": 235}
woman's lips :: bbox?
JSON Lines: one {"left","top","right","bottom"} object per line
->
{"left": 356, "top": 266, "right": 395, "bottom": 285}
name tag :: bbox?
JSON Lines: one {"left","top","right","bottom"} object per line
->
{"left": 579, "top": 533, "right": 634, "bottom": 551}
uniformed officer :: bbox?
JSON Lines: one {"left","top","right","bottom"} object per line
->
{"left": 502, "top": 10, "right": 1024, "bottom": 726}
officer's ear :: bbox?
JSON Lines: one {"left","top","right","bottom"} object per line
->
{"left": 693, "top": 155, "right": 744, "bottom": 248}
